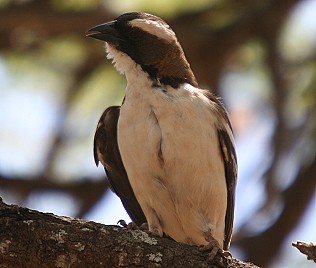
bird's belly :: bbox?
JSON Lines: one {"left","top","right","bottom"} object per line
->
{"left": 118, "top": 89, "right": 227, "bottom": 247}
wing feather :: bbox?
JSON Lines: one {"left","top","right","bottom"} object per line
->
{"left": 203, "top": 90, "right": 238, "bottom": 250}
{"left": 94, "top": 106, "right": 146, "bottom": 226}
{"left": 217, "top": 128, "right": 237, "bottom": 250}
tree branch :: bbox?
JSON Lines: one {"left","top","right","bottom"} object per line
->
{"left": 0, "top": 198, "right": 258, "bottom": 268}
{"left": 292, "top": 241, "right": 316, "bottom": 263}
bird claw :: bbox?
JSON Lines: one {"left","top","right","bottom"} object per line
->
{"left": 117, "top": 220, "right": 164, "bottom": 238}
{"left": 199, "top": 243, "right": 220, "bottom": 261}
{"left": 140, "top": 222, "right": 149, "bottom": 231}
{"left": 117, "top": 220, "right": 139, "bottom": 230}
{"left": 117, "top": 219, "right": 127, "bottom": 227}
{"left": 199, "top": 233, "right": 230, "bottom": 261}
{"left": 222, "top": 250, "right": 232, "bottom": 258}
{"left": 139, "top": 223, "right": 161, "bottom": 237}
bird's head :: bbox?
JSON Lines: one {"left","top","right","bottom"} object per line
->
{"left": 86, "top": 12, "right": 197, "bottom": 88}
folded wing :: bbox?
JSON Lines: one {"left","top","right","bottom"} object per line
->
{"left": 94, "top": 106, "right": 146, "bottom": 226}
{"left": 203, "top": 90, "right": 238, "bottom": 250}
{"left": 217, "top": 127, "right": 237, "bottom": 250}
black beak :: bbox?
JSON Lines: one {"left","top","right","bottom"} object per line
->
{"left": 86, "top": 21, "right": 121, "bottom": 45}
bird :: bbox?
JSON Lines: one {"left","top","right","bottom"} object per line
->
{"left": 86, "top": 12, "right": 237, "bottom": 258}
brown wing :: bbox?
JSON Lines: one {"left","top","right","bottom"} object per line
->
{"left": 94, "top": 106, "right": 146, "bottom": 226}
{"left": 203, "top": 90, "right": 237, "bottom": 250}
{"left": 217, "top": 128, "right": 237, "bottom": 250}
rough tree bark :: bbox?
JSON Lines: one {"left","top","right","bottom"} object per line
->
{"left": 292, "top": 241, "right": 316, "bottom": 263}
{"left": 0, "top": 198, "right": 258, "bottom": 268}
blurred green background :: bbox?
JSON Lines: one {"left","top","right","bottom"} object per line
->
{"left": 0, "top": 0, "right": 316, "bottom": 267}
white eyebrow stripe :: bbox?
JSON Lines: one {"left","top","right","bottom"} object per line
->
{"left": 129, "top": 18, "right": 176, "bottom": 42}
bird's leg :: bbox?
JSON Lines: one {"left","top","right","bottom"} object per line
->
{"left": 118, "top": 209, "right": 163, "bottom": 237}
{"left": 199, "top": 231, "right": 227, "bottom": 260}
{"left": 147, "top": 209, "right": 164, "bottom": 237}
{"left": 140, "top": 222, "right": 149, "bottom": 231}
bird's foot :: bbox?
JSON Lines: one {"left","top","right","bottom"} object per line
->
{"left": 140, "top": 222, "right": 149, "bottom": 231}
{"left": 137, "top": 222, "right": 163, "bottom": 237}
{"left": 222, "top": 251, "right": 232, "bottom": 258}
{"left": 117, "top": 220, "right": 150, "bottom": 232}
{"left": 117, "top": 220, "right": 166, "bottom": 241}
{"left": 199, "top": 233, "right": 229, "bottom": 261}
{"left": 148, "top": 225, "right": 164, "bottom": 237}
{"left": 199, "top": 240, "right": 221, "bottom": 261}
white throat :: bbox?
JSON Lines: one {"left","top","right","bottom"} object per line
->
{"left": 106, "top": 44, "right": 151, "bottom": 88}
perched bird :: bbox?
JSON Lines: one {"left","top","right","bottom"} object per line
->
{"left": 87, "top": 12, "right": 237, "bottom": 257}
